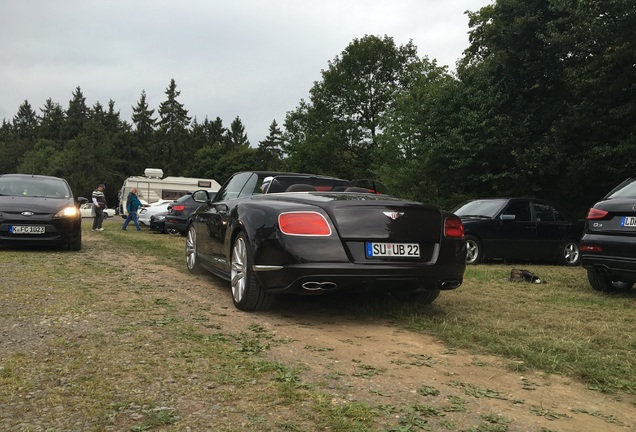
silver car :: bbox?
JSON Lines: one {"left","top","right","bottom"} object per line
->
{"left": 138, "top": 201, "right": 172, "bottom": 226}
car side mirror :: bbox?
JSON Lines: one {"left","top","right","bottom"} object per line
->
{"left": 500, "top": 214, "right": 516, "bottom": 222}
{"left": 192, "top": 189, "right": 214, "bottom": 203}
{"left": 77, "top": 197, "right": 89, "bottom": 204}
{"left": 214, "top": 203, "right": 229, "bottom": 214}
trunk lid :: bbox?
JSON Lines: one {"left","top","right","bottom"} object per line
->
{"left": 319, "top": 195, "right": 443, "bottom": 264}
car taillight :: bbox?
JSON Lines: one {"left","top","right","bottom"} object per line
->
{"left": 580, "top": 244, "right": 603, "bottom": 252}
{"left": 171, "top": 205, "right": 186, "bottom": 212}
{"left": 279, "top": 211, "right": 332, "bottom": 236}
{"left": 444, "top": 216, "right": 464, "bottom": 238}
{"left": 586, "top": 208, "right": 608, "bottom": 220}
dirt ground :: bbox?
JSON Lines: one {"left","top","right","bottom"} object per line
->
{"left": 2, "top": 228, "right": 636, "bottom": 431}
{"left": 161, "top": 276, "right": 636, "bottom": 432}
{"left": 107, "top": 236, "right": 636, "bottom": 431}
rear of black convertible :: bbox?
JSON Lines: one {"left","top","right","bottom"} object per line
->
{"left": 246, "top": 192, "right": 467, "bottom": 302}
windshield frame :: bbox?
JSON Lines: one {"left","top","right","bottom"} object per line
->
{"left": 452, "top": 199, "right": 508, "bottom": 218}
{"left": 0, "top": 176, "right": 71, "bottom": 199}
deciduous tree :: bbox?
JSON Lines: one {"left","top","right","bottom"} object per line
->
{"left": 283, "top": 35, "right": 422, "bottom": 180}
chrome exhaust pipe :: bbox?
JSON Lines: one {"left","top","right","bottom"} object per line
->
{"left": 301, "top": 281, "right": 338, "bottom": 291}
{"left": 440, "top": 280, "right": 461, "bottom": 289}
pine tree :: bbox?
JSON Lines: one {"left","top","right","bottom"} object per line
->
{"left": 132, "top": 90, "right": 156, "bottom": 143}
{"left": 257, "top": 119, "right": 283, "bottom": 170}
{"left": 204, "top": 116, "right": 226, "bottom": 146}
{"left": 13, "top": 100, "right": 39, "bottom": 141}
{"left": 63, "top": 86, "right": 89, "bottom": 140}
{"left": 130, "top": 90, "right": 157, "bottom": 174}
{"left": 156, "top": 79, "right": 191, "bottom": 174}
{"left": 38, "top": 99, "right": 65, "bottom": 144}
{"left": 226, "top": 116, "right": 249, "bottom": 149}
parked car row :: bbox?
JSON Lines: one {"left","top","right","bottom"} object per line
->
{"left": 129, "top": 172, "right": 636, "bottom": 301}
{"left": 452, "top": 181, "right": 636, "bottom": 294}
{"left": 3, "top": 170, "right": 634, "bottom": 304}
{"left": 139, "top": 192, "right": 217, "bottom": 235}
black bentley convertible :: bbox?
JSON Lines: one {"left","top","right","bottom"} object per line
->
{"left": 185, "top": 171, "right": 467, "bottom": 311}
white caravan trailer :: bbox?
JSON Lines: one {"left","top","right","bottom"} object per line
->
{"left": 118, "top": 168, "right": 221, "bottom": 216}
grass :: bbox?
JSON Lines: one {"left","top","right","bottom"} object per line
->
{"left": 0, "top": 222, "right": 381, "bottom": 431}
{"left": 105, "top": 221, "right": 636, "bottom": 394}
{"left": 375, "top": 265, "right": 636, "bottom": 395}
{"left": 100, "top": 221, "right": 636, "bottom": 395}
{"left": 1, "top": 219, "right": 635, "bottom": 431}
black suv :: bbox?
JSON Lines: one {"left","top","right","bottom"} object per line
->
{"left": 164, "top": 190, "right": 216, "bottom": 235}
{"left": 581, "top": 177, "right": 636, "bottom": 292}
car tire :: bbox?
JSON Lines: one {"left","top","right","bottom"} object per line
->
{"left": 586, "top": 269, "right": 634, "bottom": 292}
{"left": 391, "top": 288, "right": 440, "bottom": 305}
{"left": 231, "top": 232, "right": 272, "bottom": 311}
{"left": 185, "top": 224, "right": 205, "bottom": 274}
{"left": 68, "top": 234, "right": 82, "bottom": 251}
{"left": 559, "top": 240, "right": 580, "bottom": 266}
{"left": 465, "top": 235, "right": 482, "bottom": 265}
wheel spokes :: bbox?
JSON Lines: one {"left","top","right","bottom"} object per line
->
{"left": 231, "top": 238, "right": 247, "bottom": 302}
{"left": 564, "top": 244, "right": 579, "bottom": 263}
{"left": 186, "top": 228, "right": 196, "bottom": 268}
{"left": 466, "top": 242, "right": 477, "bottom": 263}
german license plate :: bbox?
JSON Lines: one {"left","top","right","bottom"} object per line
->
{"left": 621, "top": 216, "right": 636, "bottom": 227}
{"left": 366, "top": 242, "right": 420, "bottom": 258}
{"left": 10, "top": 225, "right": 45, "bottom": 234}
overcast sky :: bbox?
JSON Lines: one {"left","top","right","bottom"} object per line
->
{"left": 1, "top": 0, "right": 490, "bottom": 145}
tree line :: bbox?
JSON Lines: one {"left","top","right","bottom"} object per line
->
{"left": 1, "top": 0, "right": 634, "bottom": 214}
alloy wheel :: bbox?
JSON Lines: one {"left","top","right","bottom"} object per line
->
{"left": 186, "top": 226, "right": 197, "bottom": 270}
{"left": 231, "top": 236, "right": 248, "bottom": 303}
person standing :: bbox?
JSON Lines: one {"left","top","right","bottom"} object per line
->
{"left": 92, "top": 183, "right": 107, "bottom": 231}
{"left": 122, "top": 188, "right": 143, "bottom": 231}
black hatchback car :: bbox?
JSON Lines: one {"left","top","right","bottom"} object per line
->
{"left": 0, "top": 174, "right": 83, "bottom": 250}
{"left": 581, "top": 177, "right": 636, "bottom": 292}
{"left": 453, "top": 198, "right": 584, "bottom": 266}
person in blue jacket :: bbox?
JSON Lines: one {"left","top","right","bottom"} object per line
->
{"left": 122, "top": 188, "right": 143, "bottom": 231}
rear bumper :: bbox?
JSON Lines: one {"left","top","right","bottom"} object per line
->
{"left": 581, "top": 254, "right": 636, "bottom": 280}
{"left": 255, "top": 262, "right": 465, "bottom": 294}
{"left": 165, "top": 218, "right": 187, "bottom": 233}
{"left": 580, "top": 233, "right": 636, "bottom": 280}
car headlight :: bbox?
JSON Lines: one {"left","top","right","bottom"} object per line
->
{"left": 55, "top": 206, "right": 80, "bottom": 218}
